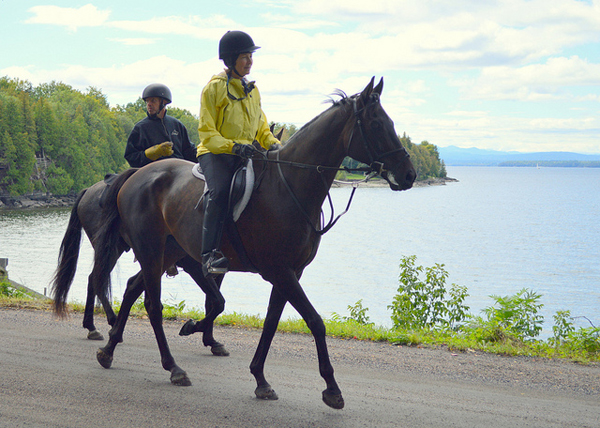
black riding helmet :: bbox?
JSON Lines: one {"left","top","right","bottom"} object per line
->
{"left": 142, "top": 83, "right": 171, "bottom": 118}
{"left": 142, "top": 83, "right": 172, "bottom": 104}
{"left": 218, "top": 31, "right": 260, "bottom": 69}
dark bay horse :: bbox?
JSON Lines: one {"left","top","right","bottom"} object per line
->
{"left": 50, "top": 175, "right": 228, "bottom": 354}
{"left": 92, "top": 77, "right": 416, "bottom": 409}
{"left": 51, "top": 125, "right": 284, "bottom": 343}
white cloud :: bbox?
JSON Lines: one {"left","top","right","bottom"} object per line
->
{"left": 109, "top": 38, "right": 158, "bottom": 46}
{"left": 453, "top": 56, "right": 600, "bottom": 101}
{"left": 10, "top": 0, "right": 600, "bottom": 153}
{"left": 25, "top": 4, "right": 110, "bottom": 32}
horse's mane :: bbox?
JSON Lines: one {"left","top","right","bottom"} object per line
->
{"left": 285, "top": 89, "right": 354, "bottom": 146}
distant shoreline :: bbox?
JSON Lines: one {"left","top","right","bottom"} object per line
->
{"left": 0, "top": 177, "right": 458, "bottom": 210}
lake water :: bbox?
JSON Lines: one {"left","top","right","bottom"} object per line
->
{"left": 1, "top": 166, "right": 598, "bottom": 337}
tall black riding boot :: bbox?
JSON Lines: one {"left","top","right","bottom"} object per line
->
{"left": 201, "top": 197, "right": 229, "bottom": 276}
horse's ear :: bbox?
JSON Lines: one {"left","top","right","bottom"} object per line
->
{"left": 361, "top": 77, "right": 376, "bottom": 101}
{"left": 373, "top": 77, "right": 384, "bottom": 95}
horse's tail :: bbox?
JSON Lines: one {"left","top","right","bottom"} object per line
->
{"left": 51, "top": 188, "right": 87, "bottom": 318}
{"left": 92, "top": 168, "right": 138, "bottom": 303}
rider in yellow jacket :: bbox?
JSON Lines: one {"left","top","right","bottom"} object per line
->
{"left": 197, "top": 30, "right": 280, "bottom": 276}
{"left": 197, "top": 73, "right": 279, "bottom": 156}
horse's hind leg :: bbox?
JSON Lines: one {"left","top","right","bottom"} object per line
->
{"left": 177, "top": 256, "right": 228, "bottom": 356}
{"left": 260, "top": 268, "right": 344, "bottom": 409}
{"left": 97, "top": 272, "right": 144, "bottom": 369}
{"left": 83, "top": 276, "right": 103, "bottom": 340}
{"left": 137, "top": 252, "right": 191, "bottom": 386}
{"left": 85, "top": 246, "right": 124, "bottom": 340}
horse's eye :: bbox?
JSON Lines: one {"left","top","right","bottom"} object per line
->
{"left": 371, "top": 121, "right": 381, "bottom": 131}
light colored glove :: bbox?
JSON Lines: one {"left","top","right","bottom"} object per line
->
{"left": 145, "top": 142, "right": 173, "bottom": 161}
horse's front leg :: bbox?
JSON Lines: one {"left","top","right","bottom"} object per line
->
{"left": 250, "top": 286, "right": 286, "bottom": 401}
{"left": 263, "top": 268, "right": 344, "bottom": 409}
{"left": 96, "top": 272, "right": 144, "bottom": 369}
{"left": 177, "top": 256, "right": 228, "bottom": 356}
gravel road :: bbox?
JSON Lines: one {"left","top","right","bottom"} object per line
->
{"left": 0, "top": 307, "right": 598, "bottom": 428}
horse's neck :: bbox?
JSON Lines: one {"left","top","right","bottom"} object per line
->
{"left": 284, "top": 106, "right": 348, "bottom": 166}
{"left": 276, "top": 105, "right": 349, "bottom": 209}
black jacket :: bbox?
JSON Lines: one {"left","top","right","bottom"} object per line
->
{"left": 124, "top": 112, "right": 197, "bottom": 167}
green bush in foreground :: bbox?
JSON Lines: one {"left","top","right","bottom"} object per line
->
{"left": 388, "top": 255, "right": 469, "bottom": 330}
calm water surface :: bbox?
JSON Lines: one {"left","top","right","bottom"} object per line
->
{"left": 1, "top": 166, "right": 598, "bottom": 336}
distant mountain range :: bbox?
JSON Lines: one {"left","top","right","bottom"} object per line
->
{"left": 438, "top": 146, "right": 600, "bottom": 166}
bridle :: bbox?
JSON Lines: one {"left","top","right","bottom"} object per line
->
{"left": 255, "top": 91, "right": 410, "bottom": 235}
{"left": 348, "top": 93, "right": 410, "bottom": 176}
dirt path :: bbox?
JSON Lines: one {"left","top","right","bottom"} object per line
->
{"left": 0, "top": 308, "right": 598, "bottom": 428}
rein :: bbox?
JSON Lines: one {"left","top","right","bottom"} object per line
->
{"left": 273, "top": 150, "right": 366, "bottom": 235}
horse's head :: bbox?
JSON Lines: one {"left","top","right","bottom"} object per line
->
{"left": 345, "top": 77, "right": 416, "bottom": 191}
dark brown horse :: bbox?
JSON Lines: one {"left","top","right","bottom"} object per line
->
{"left": 50, "top": 175, "right": 228, "bottom": 354}
{"left": 51, "top": 125, "right": 285, "bottom": 346}
{"left": 92, "top": 77, "right": 415, "bottom": 409}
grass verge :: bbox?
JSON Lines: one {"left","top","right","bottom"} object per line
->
{"left": 1, "top": 292, "right": 598, "bottom": 366}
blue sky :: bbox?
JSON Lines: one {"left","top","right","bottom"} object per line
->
{"left": 2, "top": 0, "right": 600, "bottom": 153}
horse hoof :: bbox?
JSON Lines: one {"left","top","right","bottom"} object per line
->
{"left": 87, "top": 330, "right": 104, "bottom": 341}
{"left": 178, "top": 319, "right": 196, "bottom": 336}
{"left": 210, "top": 344, "right": 230, "bottom": 357}
{"left": 322, "top": 390, "right": 344, "bottom": 409}
{"left": 97, "top": 348, "right": 113, "bottom": 369}
{"left": 170, "top": 368, "right": 192, "bottom": 386}
{"left": 255, "top": 385, "right": 278, "bottom": 401}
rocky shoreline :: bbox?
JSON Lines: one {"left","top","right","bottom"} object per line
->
{"left": 0, "top": 177, "right": 457, "bottom": 210}
{"left": 0, "top": 193, "right": 78, "bottom": 210}
{"left": 333, "top": 176, "right": 458, "bottom": 188}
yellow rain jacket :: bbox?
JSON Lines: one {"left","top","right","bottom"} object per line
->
{"left": 197, "top": 72, "right": 279, "bottom": 157}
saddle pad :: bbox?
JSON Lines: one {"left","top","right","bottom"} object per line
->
{"left": 192, "top": 161, "right": 254, "bottom": 222}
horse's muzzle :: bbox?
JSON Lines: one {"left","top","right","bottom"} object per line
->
{"left": 383, "top": 168, "right": 416, "bottom": 191}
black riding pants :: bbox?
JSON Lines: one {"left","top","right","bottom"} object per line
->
{"left": 198, "top": 153, "right": 242, "bottom": 254}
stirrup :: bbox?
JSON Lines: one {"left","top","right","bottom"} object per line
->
{"left": 202, "top": 250, "right": 229, "bottom": 276}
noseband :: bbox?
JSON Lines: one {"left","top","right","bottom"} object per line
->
{"left": 350, "top": 94, "right": 410, "bottom": 174}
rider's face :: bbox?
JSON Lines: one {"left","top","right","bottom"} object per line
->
{"left": 145, "top": 97, "right": 163, "bottom": 116}
{"left": 233, "top": 53, "right": 253, "bottom": 78}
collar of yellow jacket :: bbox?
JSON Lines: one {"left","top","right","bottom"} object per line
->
{"left": 215, "top": 71, "right": 253, "bottom": 97}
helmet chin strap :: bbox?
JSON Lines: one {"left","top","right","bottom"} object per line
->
{"left": 228, "top": 66, "right": 243, "bottom": 79}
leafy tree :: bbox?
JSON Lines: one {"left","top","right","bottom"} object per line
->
{"left": 0, "top": 77, "right": 448, "bottom": 195}
{"left": 169, "top": 107, "right": 200, "bottom": 146}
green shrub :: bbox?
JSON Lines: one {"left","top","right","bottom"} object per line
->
{"left": 331, "top": 299, "right": 372, "bottom": 325}
{"left": 388, "top": 255, "right": 470, "bottom": 330}
{"left": 550, "top": 311, "right": 600, "bottom": 357}
{"left": 0, "top": 280, "right": 31, "bottom": 299}
{"left": 481, "top": 288, "right": 544, "bottom": 340}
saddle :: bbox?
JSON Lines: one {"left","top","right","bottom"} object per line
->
{"left": 192, "top": 160, "right": 259, "bottom": 273}
{"left": 191, "top": 160, "right": 255, "bottom": 221}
